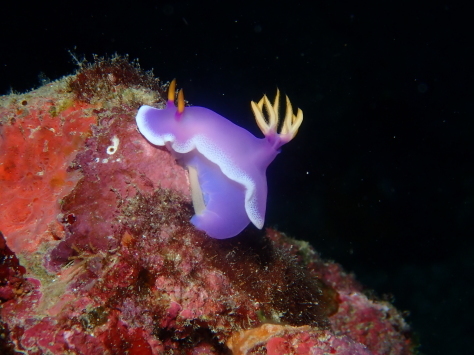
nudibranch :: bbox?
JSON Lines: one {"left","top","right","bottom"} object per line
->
{"left": 136, "top": 80, "right": 303, "bottom": 239}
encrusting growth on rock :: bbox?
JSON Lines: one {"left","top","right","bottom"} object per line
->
{"left": 66, "top": 54, "right": 165, "bottom": 106}
{"left": 0, "top": 55, "right": 415, "bottom": 354}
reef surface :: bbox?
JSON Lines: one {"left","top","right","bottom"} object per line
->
{"left": 0, "top": 57, "right": 415, "bottom": 354}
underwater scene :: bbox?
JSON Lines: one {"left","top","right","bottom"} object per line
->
{"left": 1, "top": 1, "right": 472, "bottom": 354}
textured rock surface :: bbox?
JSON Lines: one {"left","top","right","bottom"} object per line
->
{"left": 0, "top": 57, "right": 415, "bottom": 354}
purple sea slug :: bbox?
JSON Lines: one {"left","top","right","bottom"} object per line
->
{"left": 136, "top": 80, "right": 303, "bottom": 238}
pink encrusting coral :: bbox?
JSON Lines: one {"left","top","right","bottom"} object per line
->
{"left": 0, "top": 93, "right": 96, "bottom": 254}
{"left": 0, "top": 56, "right": 415, "bottom": 354}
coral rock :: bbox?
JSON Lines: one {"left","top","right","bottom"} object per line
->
{"left": 0, "top": 57, "right": 414, "bottom": 354}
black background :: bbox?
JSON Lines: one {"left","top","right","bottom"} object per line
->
{"left": 1, "top": 1, "right": 473, "bottom": 354}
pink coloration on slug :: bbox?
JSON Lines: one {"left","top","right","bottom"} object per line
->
{"left": 136, "top": 83, "right": 303, "bottom": 239}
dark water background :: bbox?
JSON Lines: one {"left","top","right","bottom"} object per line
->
{"left": 1, "top": 1, "right": 473, "bottom": 354}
